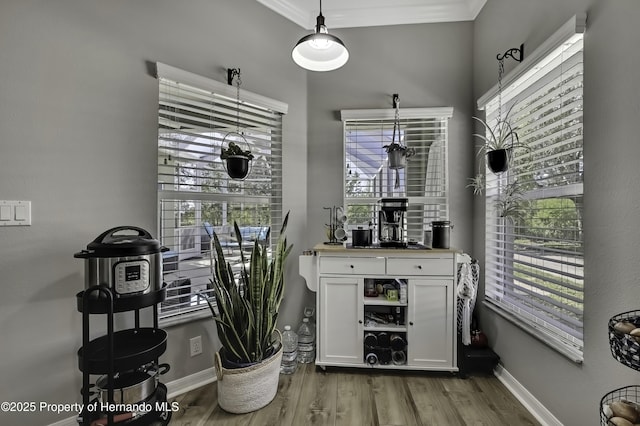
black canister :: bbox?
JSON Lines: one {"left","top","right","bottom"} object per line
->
{"left": 352, "top": 226, "right": 372, "bottom": 247}
{"left": 431, "top": 221, "right": 452, "bottom": 249}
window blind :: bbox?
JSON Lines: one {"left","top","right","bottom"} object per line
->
{"left": 479, "top": 17, "right": 585, "bottom": 357}
{"left": 156, "top": 63, "right": 287, "bottom": 324}
{"left": 341, "top": 108, "right": 453, "bottom": 242}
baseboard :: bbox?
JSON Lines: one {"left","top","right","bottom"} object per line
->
{"left": 48, "top": 369, "right": 217, "bottom": 426}
{"left": 166, "top": 367, "right": 216, "bottom": 399}
{"left": 494, "top": 364, "right": 563, "bottom": 426}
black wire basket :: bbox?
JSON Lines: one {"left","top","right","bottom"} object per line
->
{"left": 608, "top": 310, "right": 640, "bottom": 371}
{"left": 600, "top": 385, "right": 640, "bottom": 425}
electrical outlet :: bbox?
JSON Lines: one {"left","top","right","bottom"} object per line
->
{"left": 190, "top": 335, "right": 203, "bottom": 357}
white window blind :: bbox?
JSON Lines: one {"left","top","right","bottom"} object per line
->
{"left": 478, "top": 15, "right": 585, "bottom": 359}
{"left": 156, "top": 63, "right": 287, "bottom": 324}
{"left": 340, "top": 108, "right": 453, "bottom": 242}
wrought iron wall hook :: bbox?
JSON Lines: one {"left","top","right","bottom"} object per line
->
{"left": 227, "top": 68, "right": 241, "bottom": 85}
{"left": 392, "top": 93, "right": 399, "bottom": 109}
{"left": 496, "top": 43, "right": 524, "bottom": 63}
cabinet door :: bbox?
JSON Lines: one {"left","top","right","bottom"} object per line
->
{"left": 319, "top": 277, "right": 362, "bottom": 365}
{"left": 407, "top": 279, "right": 455, "bottom": 369}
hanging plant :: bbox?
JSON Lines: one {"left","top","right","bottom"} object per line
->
{"left": 473, "top": 103, "right": 528, "bottom": 174}
{"left": 474, "top": 46, "right": 527, "bottom": 175}
{"left": 384, "top": 94, "right": 416, "bottom": 188}
{"left": 220, "top": 139, "right": 253, "bottom": 180}
{"left": 220, "top": 68, "right": 253, "bottom": 180}
{"left": 384, "top": 142, "right": 415, "bottom": 170}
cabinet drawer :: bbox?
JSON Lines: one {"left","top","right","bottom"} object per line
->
{"left": 319, "top": 257, "right": 385, "bottom": 275}
{"left": 387, "top": 257, "right": 453, "bottom": 276}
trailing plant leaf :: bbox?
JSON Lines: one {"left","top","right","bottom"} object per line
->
{"left": 466, "top": 173, "right": 485, "bottom": 195}
{"left": 495, "top": 180, "right": 529, "bottom": 222}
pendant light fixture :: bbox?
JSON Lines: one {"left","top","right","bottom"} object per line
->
{"left": 291, "top": 0, "right": 349, "bottom": 72}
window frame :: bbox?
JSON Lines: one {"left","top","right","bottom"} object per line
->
{"left": 340, "top": 107, "right": 453, "bottom": 242}
{"left": 477, "top": 14, "right": 586, "bottom": 362}
{"left": 156, "top": 63, "right": 287, "bottom": 326}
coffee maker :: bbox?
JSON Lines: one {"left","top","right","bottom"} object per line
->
{"left": 378, "top": 198, "right": 408, "bottom": 248}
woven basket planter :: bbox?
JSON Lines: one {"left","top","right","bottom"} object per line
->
{"left": 608, "top": 310, "right": 640, "bottom": 371}
{"left": 214, "top": 345, "right": 283, "bottom": 414}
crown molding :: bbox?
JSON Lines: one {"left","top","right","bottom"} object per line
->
{"left": 257, "top": 0, "right": 487, "bottom": 29}
{"left": 255, "top": 0, "right": 312, "bottom": 28}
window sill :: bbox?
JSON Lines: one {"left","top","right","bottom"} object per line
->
{"left": 482, "top": 300, "right": 583, "bottom": 364}
{"left": 159, "top": 307, "right": 211, "bottom": 328}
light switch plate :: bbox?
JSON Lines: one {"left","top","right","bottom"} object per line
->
{"left": 0, "top": 205, "right": 10, "bottom": 221}
{"left": 0, "top": 201, "right": 31, "bottom": 226}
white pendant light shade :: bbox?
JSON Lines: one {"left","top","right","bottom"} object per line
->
{"left": 292, "top": 10, "right": 349, "bottom": 72}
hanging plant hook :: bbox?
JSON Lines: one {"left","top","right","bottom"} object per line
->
{"left": 227, "top": 68, "right": 241, "bottom": 86}
{"left": 496, "top": 43, "right": 524, "bottom": 63}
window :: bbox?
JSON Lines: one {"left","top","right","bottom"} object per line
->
{"left": 156, "top": 63, "right": 287, "bottom": 324}
{"left": 478, "top": 15, "right": 585, "bottom": 360}
{"left": 340, "top": 107, "right": 453, "bottom": 240}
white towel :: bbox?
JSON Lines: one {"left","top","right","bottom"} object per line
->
{"left": 456, "top": 253, "right": 479, "bottom": 345}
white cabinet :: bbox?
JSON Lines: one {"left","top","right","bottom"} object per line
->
{"left": 305, "top": 244, "right": 458, "bottom": 372}
{"left": 318, "top": 277, "right": 362, "bottom": 365}
{"left": 407, "top": 279, "right": 454, "bottom": 368}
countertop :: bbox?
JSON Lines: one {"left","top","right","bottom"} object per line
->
{"left": 312, "top": 242, "right": 460, "bottom": 254}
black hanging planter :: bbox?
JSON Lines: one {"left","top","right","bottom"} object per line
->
{"left": 487, "top": 149, "right": 510, "bottom": 174}
{"left": 225, "top": 155, "right": 251, "bottom": 180}
{"left": 220, "top": 133, "right": 253, "bottom": 180}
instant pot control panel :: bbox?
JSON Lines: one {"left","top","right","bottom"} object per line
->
{"left": 113, "top": 260, "right": 150, "bottom": 295}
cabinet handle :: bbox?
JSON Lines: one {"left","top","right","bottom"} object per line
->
{"left": 417, "top": 265, "right": 422, "bottom": 269}
{"left": 358, "top": 320, "right": 363, "bottom": 324}
{"left": 409, "top": 321, "right": 414, "bottom": 326}
{"left": 350, "top": 264, "right": 354, "bottom": 269}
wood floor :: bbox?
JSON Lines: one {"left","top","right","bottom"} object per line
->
{"left": 168, "top": 363, "right": 540, "bottom": 426}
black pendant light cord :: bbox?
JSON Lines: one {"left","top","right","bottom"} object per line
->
{"left": 315, "top": 0, "right": 325, "bottom": 32}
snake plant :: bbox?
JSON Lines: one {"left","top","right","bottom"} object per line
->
{"left": 201, "top": 212, "right": 292, "bottom": 365}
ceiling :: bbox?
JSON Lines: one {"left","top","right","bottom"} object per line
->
{"left": 256, "top": 0, "right": 487, "bottom": 30}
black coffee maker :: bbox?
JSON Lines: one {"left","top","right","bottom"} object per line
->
{"left": 378, "top": 198, "right": 408, "bottom": 248}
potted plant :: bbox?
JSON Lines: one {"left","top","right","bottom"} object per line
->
{"left": 383, "top": 142, "right": 415, "bottom": 170}
{"left": 200, "top": 212, "right": 292, "bottom": 413}
{"left": 220, "top": 140, "right": 254, "bottom": 180}
{"left": 473, "top": 104, "right": 527, "bottom": 174}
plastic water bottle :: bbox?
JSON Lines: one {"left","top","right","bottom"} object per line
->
{"left": 280, "top": 325, "right": 298, "bottom": 374}
{"left": 297, "top": 318, "right": 315, "bottom": 363}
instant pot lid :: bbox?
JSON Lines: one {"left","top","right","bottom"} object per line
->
{"left": 76, "top": 226, "right": 165, "bottom": 258}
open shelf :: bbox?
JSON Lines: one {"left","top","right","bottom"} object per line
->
{"left": 78, "top": 328, "right": 167, "bottom": 374}
{"left": 77, "top": 285, "right": 167, "bottom": 314}
{"left": 364, "top": 325, "right": 407, "bottom": 332}
{"left": 363, "top": 295, "right": 407, "bottom": 306}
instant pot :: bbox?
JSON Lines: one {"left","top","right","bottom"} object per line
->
{"left": 74, "top": 226, "right": 167, "bottom": 297}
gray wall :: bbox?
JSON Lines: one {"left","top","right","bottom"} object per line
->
{"left": 307, "top": 22, "right": 475, "bottom": 254}
{"left": 473, "top": 0, "right": 640, "bottom": 424}
{"left": 0, "top": 1, "right": 308, "bottom": 424}
{"left": 3, "top": 0, "right": 637, "bottom": 424}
